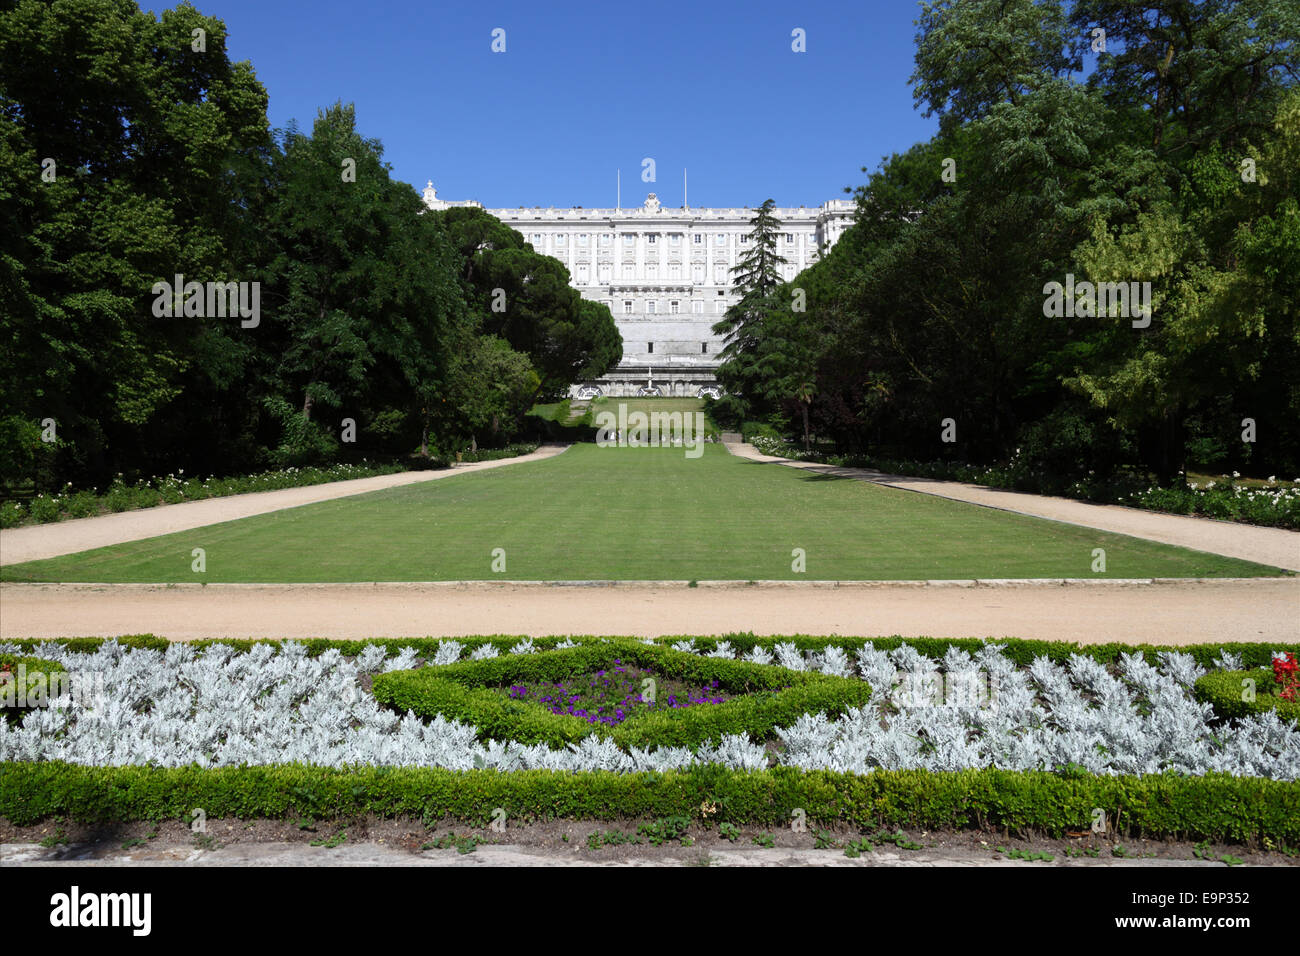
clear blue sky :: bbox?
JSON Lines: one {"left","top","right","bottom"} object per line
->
{"left": 177, "top": 0, "right": 940, "bottom": 208}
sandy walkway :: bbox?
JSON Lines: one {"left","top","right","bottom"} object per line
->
{"left": 2, "top": 579, "right": 1295, "bottom": 644}
{"left": 0, "top": 445, "right": 570, "bottom": 566}
{"left": 725, "top": 441, "right": 1300, "bottom": 572}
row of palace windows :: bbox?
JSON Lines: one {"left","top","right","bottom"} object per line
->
{"left": 531, "top": 232, "right": 800, "bottom": 246}
{"left": 579, "top": 264, "right": 735, "bottom": 282}
{"left": 578, "top": 263, "right": 795, "bottom": 283}
{"left": 606, "top": 299, "right": 729, "bottom": 315}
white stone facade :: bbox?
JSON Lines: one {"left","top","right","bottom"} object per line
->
{"left": 423, "top": 182, "right": 854, "bottom": 397}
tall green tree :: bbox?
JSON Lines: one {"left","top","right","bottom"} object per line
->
{"left": 0, "top": 0, "right": 273, "bottom": 486}
{"left": 712, "top": 199, "right": 788, "bottom": 417}
{"left": 255, "top": 102, "right": 462, "bottom": 464}
{"left": 433, "top": 206, "right": 621, "bottom": 397}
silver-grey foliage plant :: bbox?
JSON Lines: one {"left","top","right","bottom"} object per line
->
{"left": 0, "top": 640, "right": 1293, "bottom": 780}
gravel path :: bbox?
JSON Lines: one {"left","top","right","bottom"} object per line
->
{"left": 2, "top": 579, "right": 1295, "bottom": 643}
{"left": 2, "top": 440, "right": 1294, "bottom": 644}
{"left": 0, "top": 445, "right": 571, "bottom": 566}
{"left": 724, "top": 441, "right": 1300, "bottom": 572}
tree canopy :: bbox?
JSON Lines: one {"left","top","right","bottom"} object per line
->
{"left": 0, "top": 0, "right": 621, "bottom": 491}
{"left": 717, "top": 0, "right": 1300, "bottom": 486}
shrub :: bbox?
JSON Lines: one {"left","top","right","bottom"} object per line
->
{"left": 372, "top": 642, "right": 872, "bottom": 749}
{"left": 0, "top": 655, "right": 69, "bottom": 722}
{"left": 741, "top": 421, "right": 783, "bottom": 443}
{"left": 63, "top": 490, "right": 100, "bottom": 519}
{"left": 458, "top": 443, "right": 538, "bottom": 464}
{"left": 0, "top": 500, "right": 25, "bottom": 528}
{"left": 2, "top": 763, "right": 1296, "bottom": 843}
{"left": 25, "top": 494, "right": 61, "bottom": 523}
{"left": 1194, "top": 667, "right": 1300, "bottom": 723}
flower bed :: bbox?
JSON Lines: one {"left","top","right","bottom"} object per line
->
{"left": 370, "top": 643, "right": 867, "bottom": 749}
{"left": 3, "top": 635, "right": 1298, "bottom": 840}
{"left": 1194, "top": 655, "right": 1300, "bottom": 723}
{"left": 0, "top": 462, "right": 406, "bottom": 528}
{"left": 2, "top": 636, "right": 1296, "bottom": 778}
{"left": 503, "top": 661, "right": 729, "bottom": 726}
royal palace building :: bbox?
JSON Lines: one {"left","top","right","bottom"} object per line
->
{"left": 422, "top": 182, "right": 854, "bottom": 397}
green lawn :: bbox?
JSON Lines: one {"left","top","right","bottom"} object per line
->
{"left": 589, "top": 396, "right": 707, "bottom": 417}
{"left": 1, "top": 444, "right": 1284, "bottom": 583}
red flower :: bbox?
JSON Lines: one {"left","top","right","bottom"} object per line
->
{"left": 1273, "top": 653, "right": 1299, "bottom": 702}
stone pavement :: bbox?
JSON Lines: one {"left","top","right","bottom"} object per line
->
{"left": 0, "top": 841, "right": 1253, "bottom": 867}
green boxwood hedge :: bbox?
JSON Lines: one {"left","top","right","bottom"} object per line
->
{"left": 9, "top": 634, "right": 1295, "bottom": 671}
{"left": 371, "top": 643, "right": 873, "bottom": 748}
{"left": 2, "top": 762, "right": 1296, "bottom": 843}
{"left": 1194, "top": 667, "right": 1300, "bottom": 723}
{"left": 1, "top": 654, "right": 69, "bottom": 720}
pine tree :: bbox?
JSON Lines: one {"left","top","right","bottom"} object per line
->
{"left": 711, "top": 199, "right": 788, "bottom": 360}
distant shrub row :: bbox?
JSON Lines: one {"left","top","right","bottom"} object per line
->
{"left": 0, "top": 445, "right": 544, "bottom": 529}
{"left": 746, "top": 436, "right": 1300, "bottom": 531}
{"left": 0, "top": 462, "right": 405, "bottom": 528}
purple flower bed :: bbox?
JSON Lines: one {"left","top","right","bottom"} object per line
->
{"left": 503, "top": 660, "right": 729, "bottom": 726}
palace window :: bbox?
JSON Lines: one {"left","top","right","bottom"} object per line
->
{"left": 715, "top": 301, "right": 725, "bottom": 313}
{"left": 648, "top": 234, "right": 657, "bottom": 244}
{"left": 740, "top": 235, "right": 748, "bottom": 244}
{"left": 599, "top": 264, "right": 611, "bottom": 282}
{"left": 648, "top": 342, "right": 654, "bottom": 353}
{"left": 785, "top": 233, "right": 794, "bottom": 243}
{"left": 623, "top": 300, "right": 633, "bottom": 314}
{"left": 577, "top": 264, "right": 589, "bottom": 283}
{"left": 647, "top": 301, "right": 657, "bottom": 314}
{"left": 556, "top": 234, "right": 566, "bottom": 244}
{"left": 579, "top": 233, "right": 588, "bottom": 245}
{"left": 647, "top": 263, "right": 658, "bottom": 279}
{"left": 670, "top": 233, "right": 681, "bottom": 245}
{"left": 670, "top": 301, "right": 679, "bottom": 314}
{"left": 669, "top": 264, "right": 681, "bottom": 279}
{"left": 715, "top": 234, "right": 725, "bottom": 245}
{"left": 600, "top": 234, "right": 611, "bottom": 245}
{"left": 693, "top": 234, "right": 702, "bottom": 245}
{"left": 692, "top": 300, "right": 704, "bottom": 314}
{"left": 692, "top": 264, "right": 705, "bottom": 282}
{"left": 714, "top": 264, "right": 726, "bottom": 283}
{"left": 702, "top": 342, "right": 708, "bottom": 353}
{"left": 624, "top": 234, "right": 635, "bottom": 245}
{"left": 623, "top": 264, "right": 634, "bottom": 279}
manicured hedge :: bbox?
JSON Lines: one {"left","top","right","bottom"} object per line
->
{"left": 0, "top": 654, "right": 67, "bottom": 684}
{"left": 2, "top": 762, "right": 1296, "bottom": 843}
{"left": 371, "top": 643, "right": 872, "bottom": 748}
{"left": 0, "top": 655, "right": 68, "bottom": 720}
{"left": 663, "top": 635, "right": 1300, "bottom": 671}
{"left": 4, "top": 635, "right": 583, "bottom": 656}
{"left": 1194, "top": 668, "right": 1300, "bottom": 723}
{"left": 9, "top": 634, "right": 1295, "bottom": 671}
